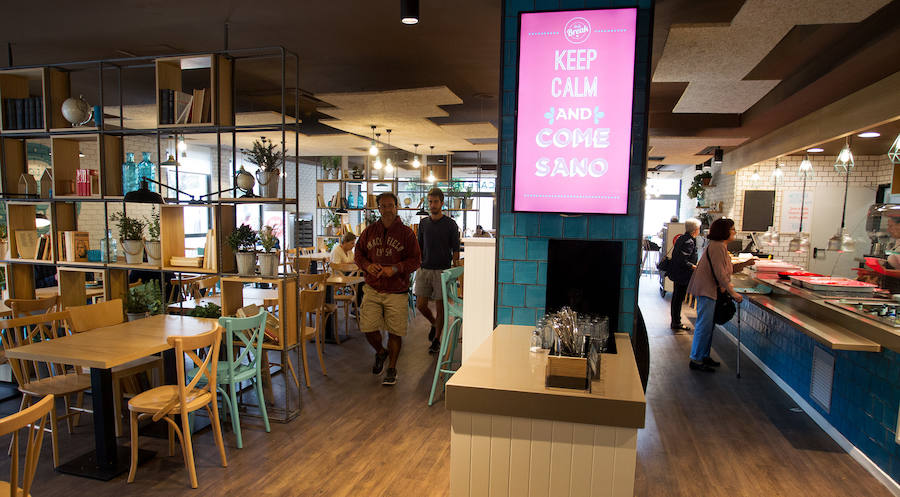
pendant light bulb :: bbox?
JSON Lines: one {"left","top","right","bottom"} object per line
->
{"left": 374, "top": 156, "right": 383, "bottom": 170}
{"left": 369, "top": 125, "right": 379, "bottom": 156}
{"left": 888, "top": 132, "right": 900, "bottom": 165}
{"left": 799, "top": 155, "right": 813, "bottom": 178}
{"left": 178, "top": 136, "right": 187, "bottom": 153}
{"left": 772, "top": 163, "right": 783, "bottom": 181}
{"left": 385, "top": 158, "right": 394, "bottom": 173}
{"left": 834, "top": 139, "right": 854, "bottom": 171}
{"left": 412, "top": 144, "right": 420, "bottom": 168}
{"left": 427, "top": 170, "right": 436, "bottom": 183}
{"left": 750, "top": 168, "right": 760, "bottom": 182}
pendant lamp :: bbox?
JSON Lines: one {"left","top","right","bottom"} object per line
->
{"left": 888, "top": 132, "right": 900, "bottom": 165}
{"left": 369, "top": 125, "right": 378, "bottom": 156}
{"left": 750, "top": 167, "right": 760, "bottom": 182}
{"left": 788, "top": 156, "right": 813, "bottom": 252}
{"left": 385, "top": 130, "right": 394, "bottom": 174}
{"left": 828, "top": 139, "right": 855, "bottom": 252}
{"left": 412, "top": 144, "right": 421, "bottom": 168}
{"left": 373, "top": 132, "right": 383, "bottom": 170}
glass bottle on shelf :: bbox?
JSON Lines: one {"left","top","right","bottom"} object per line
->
{"left": 100, "top": 229, "right": 117, "bottom": 262}
{"left": 347, "top": 191, "right": 355, "bottom": 209}
{"left": 137, "top": 152, "right": 156, "bottom": 192}
{"left": 530, "top": 329, "right": 542, "bottom": 352}
{"left": 122, "top": 152, "right": 138, "bottom": 194}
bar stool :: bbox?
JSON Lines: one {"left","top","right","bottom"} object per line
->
{"left": 428, "top": 266, "right": 464, "bottom": 406}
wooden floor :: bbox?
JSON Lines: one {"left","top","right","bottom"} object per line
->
{"left": 0, "top": 278, "right": 892, "bottom": 496}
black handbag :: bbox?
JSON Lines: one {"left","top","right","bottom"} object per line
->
{"left": 656, "top": 244, "right": 674, "bottom": 272}
{"left": 706, "top": 249, "right": 736, "bottom": 324}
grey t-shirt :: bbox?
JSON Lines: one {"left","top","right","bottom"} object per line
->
{"left": 418, "top": 215, "right": 461, "bottom": 270}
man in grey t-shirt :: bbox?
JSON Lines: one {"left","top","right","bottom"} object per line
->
{"left": 415, "top": 187, "right": 461, "bottom": 354}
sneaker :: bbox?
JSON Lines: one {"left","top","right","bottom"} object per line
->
{"left": 670, "top": 323, "right": 692, "bottom": 332}
{"left": 428, "top": 338, "right": 441, "bottom": 354}
{"left": 428, "top": 326, "right": 436, "bottom": 342}
{"left": 702, "top": 356, "right": 721, "bottom": 368}
{"left": 689, "top": 360, "right": 715, "bottom": 372}
{"left": 382, "top": 368, "right": 397, "bottom": 385}
{"left": 372, "top": 350, "right": 388, "bottom": 375}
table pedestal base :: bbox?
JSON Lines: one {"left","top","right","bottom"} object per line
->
{"left": 55, "top": 446, "right": 155, "bottom": 481}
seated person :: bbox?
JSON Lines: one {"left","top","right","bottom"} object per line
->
{"left": 474, "top": 225, "right": 492, "bottom": 238}
{"left": 331, "top": 232, "right": 357, "bottom": 264}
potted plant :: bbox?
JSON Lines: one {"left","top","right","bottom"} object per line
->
{"left": 125, "top": 281, "right": 162, "bottom": 321}
{"left": 245, "top": 137, "right": 283, "bottom": 198}
{"left": 189, "top": 302, "right": 222, "bottom": 318}
{"left": 687, "top": 171, "right": 712, "bottom": 200}
{"left": 350, "top": 162, "right": 364, "bottom": 180}
{"left": 258, "top": 225, "right": 279, "bottom": 277}
{"left": 110, "top": 211, "right": 146, "bottom": 264}
{"left": 227, "top": 223, "right": 258, "bottom": 276}
{"left": 144, "top": 207, "right": 161, "bottom": 266}
{"left": 324, "top": 210, "right": 342, "bottom": 236}
{"left": 463, "top": 184, "right": 475, "bottom": 209}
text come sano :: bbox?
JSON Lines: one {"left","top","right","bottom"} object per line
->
{"left": 535, "top": 49, "right": 609, "bottom": 178}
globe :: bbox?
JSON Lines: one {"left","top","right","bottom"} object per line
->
{"left": 61, "top": 95, "right": 92, "bottom": 126}
{"left": 235, "top": 166, "right": 256, "bottom": 195}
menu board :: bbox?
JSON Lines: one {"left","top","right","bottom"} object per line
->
{"left": 513, "top": 8, "right": 637, "bottom": 214}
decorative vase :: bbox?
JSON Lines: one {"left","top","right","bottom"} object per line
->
{"left": 101, "top": 230, "right": 117, "bottom": 262}
{"left": 122, "top": 152, "right": 139, "bottom": 195}
{"left": 126, "top": 312, "right": 150, "bottom": 322}
{"left": 325, "top": 226, "right": 335, "bottom": 236}
{"left": 348, "top": 192, "right": 355, "bottom": 209}
{"left": 144, "top": 240, "right": 161, "bottom": 265}
{"left": 137, "top": 152, "right": 156, "bottom": 193}
{"left": 257, "top": 169, "right": 280, "bottom": 198}
{"left": 357, "top": 194, "right": 365, "bottom": 209}
{"left": 258, "top": 252, "right": 278, "bottom": 277}
{"left": 465, "top": 198, "right": 474, "bottom": 209}
{"left": 235, "top": 251, "right": 257, "bottom": 276}
{"left": 121, "top": 239, "right": 145, "bottom": 264}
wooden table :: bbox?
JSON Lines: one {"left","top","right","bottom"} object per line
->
{"left": 325, "top": 275, "right": 365, "bottom": 287}
{"left": 5, "top": 315, "right": 217, "bottom": 480}
{"left": 166, "top": 287, "right": 278, "bottom": 314}
{"left": 322, "top": 275, "right": 365, "bottom": 341}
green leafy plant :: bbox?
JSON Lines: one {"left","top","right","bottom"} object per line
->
{"left": 0, "top": 224, "right": 6, "bottom": 241}
{"left": 325, "top": 210, "right": 342, "bottom": 228}
{"left": 126, "top": 281, "right": 163, "bottom": 315}
{"left": 189, "top": 302, "right": 222, "bottom": 318}
{"left": 325, "top": 238, "right": 338, "bottom": 252}
{"left": 146, "top": 207, "right": 160, "bottom": 241}
{"left": 258, "top": 225, "right": 278, "bottom": 253}
{"left": 110, "top": 212, "right": 146, "bottom": 241}
{"left": 364, "top": 210, "right": 379, "bottom": 226}
{"left": 227, "top": 224, "right": 258, "bottom": 252}
{"left": 244, "top": 137, "right": 283, "bottom": 173}
{"left": 687, "top": 171, "right": 712, "bottom": 200}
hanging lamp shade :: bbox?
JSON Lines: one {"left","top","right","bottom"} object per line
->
{"left": 888, "top": 132, "right": 900, "bottom": 165}
{"left": 788, "top": 233, "right": 809, "bottom": 253}
{"left": 798, "top": 155, "right": 814, "bottom": 178}
{"left": 373, "top": 156, "right": 383, "bottom": 170}
{"left": 750, "top": 168, "right": 760, "bottom": 182}
{"left": 124, "top": 178, "right": 165, "bottom": 204}
{"left": 35, "top": 212, "right": 51, "bottom": 228}
{"left": 401, "top": 0, "right": 419, "bottom": 24}
{"left": 834, "top": 140, "right": 854, "bottom": 171}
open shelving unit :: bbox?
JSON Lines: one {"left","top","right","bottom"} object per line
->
{"left": 0, "top": 46, "right": 303, "bottom": 422}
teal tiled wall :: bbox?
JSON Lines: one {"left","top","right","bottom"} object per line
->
{"left": 495, "top": 0, "right": 652, "bottom": 335}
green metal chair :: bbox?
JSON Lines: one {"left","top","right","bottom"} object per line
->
{"left": 189, "top": 309, "right": 270, "bottom": 449}
{"left": 428, "top": 266, "right": 464, "bottom": 406}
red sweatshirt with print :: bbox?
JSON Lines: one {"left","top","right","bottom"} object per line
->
{"left": 354, "top": 218, "right": 422, "bottom": 294}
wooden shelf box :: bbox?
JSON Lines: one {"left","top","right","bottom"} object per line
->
{"left": 1, "top": 138, "right": 26, "bottom": 196}
{"left": 0, "top": 68, "right": 68, "bottom": 133}
{"left": 160, "top": 203, "right": 236, "bottom": 274}
{"left": 155, "top": 55, "right": 233, "bottom": 127}
{"left": 51, "top": 134, "right": 123, "bottom": 197}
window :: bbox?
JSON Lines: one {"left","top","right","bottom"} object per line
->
{"left": 166, "top": 170, "right": 210, "bottom": 249}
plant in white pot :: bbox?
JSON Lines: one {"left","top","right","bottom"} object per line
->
{"left": 125, "top": 281, "right": 162, "bottom": 321}
{"left": 110, "top": 212, "right": 146, "bottom": 264}
{"left": 324, "top": 210, "right": 342, "bottom": 236}
{"left": 144, "top": 207, "right": 161, "bottom": 265}
{"left": 245, "top": 137, "right": 283, "bottom": 198}
{"left": 258, "top": 225, "right": 279, "bottom": 277}
{"left": 227, "top": 224, "right": 258, "bottom": 276}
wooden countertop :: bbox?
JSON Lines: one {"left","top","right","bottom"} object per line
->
{"left": 445, "top": 325, "right": 645, "bottom": 428}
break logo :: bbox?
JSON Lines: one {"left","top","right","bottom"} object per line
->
{"left": 564, "top": 17, "right": 591, "bottom": 44}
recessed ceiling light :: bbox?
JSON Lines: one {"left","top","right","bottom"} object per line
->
{"left": 806, "top": 148, "right": 824, "bottom": 153}
{"left": 857, "top": 131, "right": 880, "bottom": 138}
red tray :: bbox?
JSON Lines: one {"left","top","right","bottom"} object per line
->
{"left": 777, "top": 271, "right": 821, "bottom": 280}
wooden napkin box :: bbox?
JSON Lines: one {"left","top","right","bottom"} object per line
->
{"left": 170, "top": 256, "right": 204, "bottom": 267}
{"left": 545, "top": 355, "right": 589, "bottom": 391}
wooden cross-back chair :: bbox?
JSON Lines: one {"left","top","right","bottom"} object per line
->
{"left": 168, "top": 275, "right": 205, "bottom": 304}
{"left": 189, "top": 276, "right": 220, "bottom": 300}
{"left": 329, "top": 263, "right": 362, "bottom": 340}
{"left": 127, "top": 326, "right": 227, "bottom": 489}
{"left": 0, "top": 311, "right": 90, "bottom": 468}
{"left": 0, "top": 394, "right": 53, "bottom": 497}
{"left": 67, "top": 299, "right": 163, "bottom": 437}
{"left": 296, "top": 273, "right": 336, "bottom": 339}
{"left": 297, "top": 288, "right": 327, "bottom": 387}
{"left": 291, "top": 257, "right": 312, "bottom": 275}
{"left": 3, "top": 296, "right": 59, "bottom": 318}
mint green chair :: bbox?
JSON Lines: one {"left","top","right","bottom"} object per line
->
{"left": 189, "top": 309, "right": 270, "bottom": 449}
{"left": 428, "top": 266, "right": 464, "bottom": 406}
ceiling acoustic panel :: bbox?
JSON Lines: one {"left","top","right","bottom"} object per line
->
{"left": 673, "top": 80, "right": 780, "bottom": 114}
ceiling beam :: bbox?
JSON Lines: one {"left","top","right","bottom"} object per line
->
{"left": 722, "top": 70, "right": 900, "bottom": 173}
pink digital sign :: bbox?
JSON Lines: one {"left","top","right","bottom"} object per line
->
{"left": 513, "top": 8, "right": 637, "bottom": 214}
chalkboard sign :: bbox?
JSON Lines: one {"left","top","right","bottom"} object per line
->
{"left": 741, "top": 190, "right": 776, "bottom": 232}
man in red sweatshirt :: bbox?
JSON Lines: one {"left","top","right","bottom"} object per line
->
{"left": 354, "top": 192, "right": 421, "bottom": 386}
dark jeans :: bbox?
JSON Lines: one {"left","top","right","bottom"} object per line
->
{"left": 670, "top": 282, "right": 688, "bottom": 327}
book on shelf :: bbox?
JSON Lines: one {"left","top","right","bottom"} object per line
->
{"left": 14, "top": 99, "right": 24, "bottom": 130}
{"left": 366, "top": 194, "right": 377, "bottom": 209}
{"left": 25, "top": 98, "right": 33, "bottom": 129}
{"left": 35, "top": 96, "right": 43, "bottom": 128}
{"left": 33, "top": 234, "right": 46, "bottom": 260}
{"left": 316, "top": 193, "right": 325, "bottom": 208}
{"left": 191, "top": 89, "right": 208, "bottom": 124}
{"left": 41, "top": 234, "right": 52, "bottom": 260}
{"left": 14, "top": 230, "right": 37, "bottom": 259}
{"left": 175, "top": 93, "right": 193, "bottom": 124}
{"left": 72, "top": 232, "right": 89, "bottom": 262}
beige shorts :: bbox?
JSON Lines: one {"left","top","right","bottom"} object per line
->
{"left": 359, "top": 284, "right": 409, "bottom": 336}
{"left": 414, "top": 268, "right": 445, "bottom": 301}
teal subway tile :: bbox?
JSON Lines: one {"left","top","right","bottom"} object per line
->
{"left": 586, "top": 0, "right": 613, "bottom": 6}
{"left": 526, "top": 285, "right": 547, "bottom": 308}
{"left": 620, "top": 289, "right": 636, "bottom": 314}
{"left": 563, "top": 216, "right": 587, "bottom": 238}
{"left": 505, "top": 0, "right": 534, "bottom": 16}
{"left": 497, "top": 306, "right": 513, "bottom": 325}
{"left": 538, "top": 262, "right": 548, "bottom": 284}
{"left": 499, "top": 213, "right": 516, "bottom": 236}
{"left": 504, "top": 16, "right": 519, "bottom": 41}
{"left": 501, "top": 188, "right": 513, "bottom": 211}
{"left": 516, "top": 213, "right": 541, "bottom": 236}
{"left": 618, "top": 312, "right": 634, "bottom": 334}
{"left": 536, "top": 0, "right": 559, "bottom": 9}
{"left": 527, "top": 238, "right": 549, "bottom": 260}
{"left": 614, "top": 216, "right": 640, "bottom": 239}
{"left": 500, "top": 166, "right": 512, "bottom": 189}
{"left": 621, "top": 265, "right": 637, "bottom": 288}
{"left": 498, "top": 260, "right": 515, "bottom": 283}
{"left": 513, "top": 307, "right": 536, "bottom": 327}
{"left": 503, "top": 88, "right": 516, "bottom": 115}
{"left": 502, "top": 115, "right": 515, "bottom": 136}
{"left": 515, "top": 261, "right": 539, "bottom": 284}
{"left": 589, "top": 216, "right": 613, "bottom": 239}
{"left": 623, "top": 239, "right": 640, "bottom": 265}
{"left": 501, "top": 284, "right": 526, "bottom": 307}
{"left": 627, "top": 193, "right": 640, "bottom": 216}
{"left": 540, "top": 214, "right": 562, "bottom": 237}
{"left": 502, "top": 236, "right": 527, "bottom": 260}
{"left": 559, "top": 0, "right": 585, "bottom": 8}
